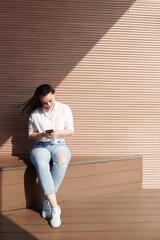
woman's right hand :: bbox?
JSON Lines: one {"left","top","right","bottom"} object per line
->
{"left": 30, "top": 131, "right": 50, "bottom": 140}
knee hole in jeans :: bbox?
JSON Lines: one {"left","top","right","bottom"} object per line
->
{"left": 56, "top": 155, "right": 68, "bottom": 165}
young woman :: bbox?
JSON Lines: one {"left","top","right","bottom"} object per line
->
{"left": 21, "top": 84, "right": 74, "bottom": 228}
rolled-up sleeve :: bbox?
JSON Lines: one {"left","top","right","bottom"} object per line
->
{"left": 64, "top": 105, "right": 74, "bottom": 133}
{"left": 28, "top": 114, "right": 37, "bottom": 137}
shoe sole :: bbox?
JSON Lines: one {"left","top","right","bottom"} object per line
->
{"left": 50, "top": 220, "right": 61, "bottom": 228}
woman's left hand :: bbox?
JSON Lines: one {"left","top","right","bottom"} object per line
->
{"left": 46, "top": 130, "right": 60, "bottom": 139}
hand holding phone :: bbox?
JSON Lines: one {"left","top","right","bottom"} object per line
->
{"left": 45, "top": 129, "right": 54, "bottom": 134}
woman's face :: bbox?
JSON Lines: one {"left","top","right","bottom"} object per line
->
{"left": 40, "top": 92, "right": 55, "bottom": 111}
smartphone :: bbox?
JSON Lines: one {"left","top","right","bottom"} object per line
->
{"left": 45, "top": 129, "right": 54, "bottom": 134}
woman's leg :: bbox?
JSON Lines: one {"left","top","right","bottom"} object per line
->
{"left": 45, "top": 194, "right": 58, "bottom": 208}
{"left": 50, "top": 143, "right": 71, "bottom": 193}
{"left": 30, "top": 145, "right": 58, "bottom": 208}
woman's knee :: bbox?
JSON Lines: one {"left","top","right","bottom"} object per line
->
{"left": 30, "top": 147, "right": 51, "bottom": 166}
{"left": 52, "top": 144, "right": 71, "bottom": 165}
{"left": 56, "top": 155, "right": 68, "bottom": 165}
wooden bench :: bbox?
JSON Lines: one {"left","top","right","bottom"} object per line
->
{"left": 0, "top": 154, "right": 143, "bottom": 212}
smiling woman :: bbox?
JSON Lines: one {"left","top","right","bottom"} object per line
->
{"left": 20, "top": 84, "right": 74, "bottom": 228}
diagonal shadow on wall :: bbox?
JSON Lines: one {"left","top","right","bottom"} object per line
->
{"left": 0, "top": 0, "right": 136, "bottom": 236}
{"left": 0, "top": 0, "right": 136, "bottom": 159}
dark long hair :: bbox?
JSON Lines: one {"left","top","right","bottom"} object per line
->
{"left": 20, "top": 84, "right": 55, "bottom": 115}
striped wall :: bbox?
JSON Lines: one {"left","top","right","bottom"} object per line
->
{"left": 0, "top": 0, "right": 160, "bottom": 188}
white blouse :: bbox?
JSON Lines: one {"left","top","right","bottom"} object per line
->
{"left": 28, "top": 101, "right": 74, "bottom": 143}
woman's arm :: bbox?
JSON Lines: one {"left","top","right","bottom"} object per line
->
{"left": 29, "top": 132, "right": 47, "bottom": 141}
{"left": 29, "top": 129, "right": 73, "bottom": 141}
{"left": 54, "top": 129, "right": 73, "bottom": 138}
{"left": 48, "top": 129, "right": 73, "bottom": 139}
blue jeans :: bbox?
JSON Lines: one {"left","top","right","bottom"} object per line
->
{"left": 30, "top": 141, "right": 71, "bottom": 196}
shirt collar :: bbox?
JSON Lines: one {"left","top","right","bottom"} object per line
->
{"left": 54, "top": 101, "right": 58, "bottom": 110}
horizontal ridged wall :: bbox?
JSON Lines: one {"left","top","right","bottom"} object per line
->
{"left": 0, "top": 0, "right": 160, "bottom": 188}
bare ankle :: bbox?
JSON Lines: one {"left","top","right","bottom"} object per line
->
{"left": 46, "top": 193, "right": 58, "bottom": 209}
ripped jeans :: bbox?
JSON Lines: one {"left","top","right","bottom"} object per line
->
{"left": 30, "top": 141, "right": 71, "bottom": 196}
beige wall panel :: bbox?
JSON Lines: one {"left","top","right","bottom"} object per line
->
{"left": 0, "top": 0, "right": 160, "bottom": 188}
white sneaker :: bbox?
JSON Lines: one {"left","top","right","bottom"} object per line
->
{"left": 42, "top": 200, "right": 52, "bottom": 219}
{"left": 50, "top": 206, "right": 61, "bottom": 228}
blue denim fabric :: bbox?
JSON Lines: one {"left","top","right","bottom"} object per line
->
{"left": 30, "top": 141, "right": 71, "bottom": 195}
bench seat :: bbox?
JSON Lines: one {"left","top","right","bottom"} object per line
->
{"left": 0, "top": 154, "right": 143, "bottom": 212}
